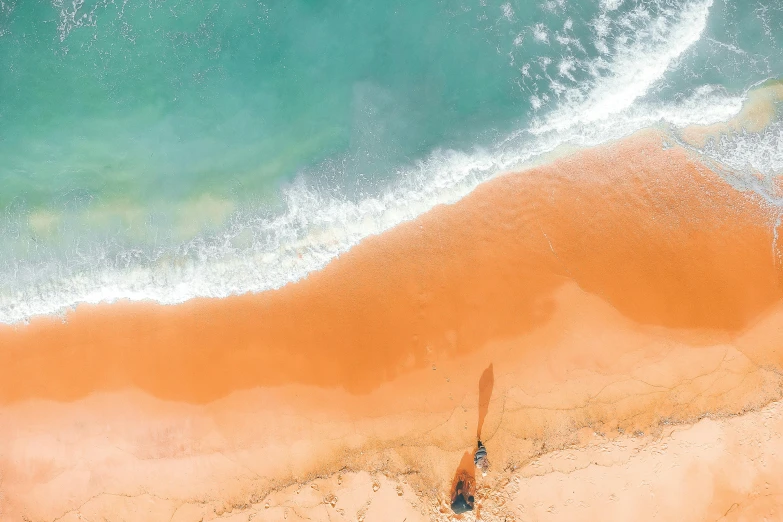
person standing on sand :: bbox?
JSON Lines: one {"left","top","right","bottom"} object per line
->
{"left": 474, "top": 439, "right": 489, "bottom": 475}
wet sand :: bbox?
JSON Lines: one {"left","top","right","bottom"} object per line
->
{"left": 2, "top": 129, "right": 783, "bottom": 521}
{"left": 679, "top": 80, "right": 783, "bottom": 147}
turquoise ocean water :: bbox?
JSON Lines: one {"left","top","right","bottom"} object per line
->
{"left": 0, "top": 0, "right": 781, "bottom": 322}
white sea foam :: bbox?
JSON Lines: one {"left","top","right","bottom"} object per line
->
{"left": 501, "top": 2, "right": 514, "bottom": 21}
{"left": 705, "top": 122, "right": 783, "bottom": 177}
{"left": 690, "top": 120, "right": 783, "bottom": 203}
{"left": 532, "top": 23, "right": 550, "bottom": 43}
{"left": 0, "top": 0, "right": 766, "bottom": 324}
{"left": 535, "top": 0, "right": 713, "bottom": 133}
{"left": 601, "top": 0, "right": 625, "bottom": 11}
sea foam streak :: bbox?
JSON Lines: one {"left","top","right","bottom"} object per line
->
{"left": 534, "top": 0, "right": 713, "bottom": 133}
{"left": 0, "top": 0, "right": 767, "bottom": 324}
{"left": 692, "top": 118, "right": 783, "bottom": 204}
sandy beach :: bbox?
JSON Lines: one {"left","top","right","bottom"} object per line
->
{"left": 3, "top": 129, "right": 783, "bottom": 521}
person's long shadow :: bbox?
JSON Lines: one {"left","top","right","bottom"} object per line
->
{"left": 476, "top": 363, "right": 494, "bottom": 440}
{"left": 450, "top": 363, "right": 494, "bottom": 513}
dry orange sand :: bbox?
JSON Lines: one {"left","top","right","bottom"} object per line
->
{"left": 2, "top": 129, "right": 783, "bottom": 521}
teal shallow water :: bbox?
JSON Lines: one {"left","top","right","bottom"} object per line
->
{"left": 1, "top": 0, "right": 536, "bottom": 208}
{"left": 0, "top": 0, "right": 781, "bottom": 322}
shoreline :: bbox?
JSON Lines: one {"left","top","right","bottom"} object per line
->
{"left": 3, "top": 129, "right": 783, "bottom": 521}
{"left": 5, "top": 79, "right": 780, "bottom": 328}
{"left": 1, "top": 129, "right": 780, "bottom": 404}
